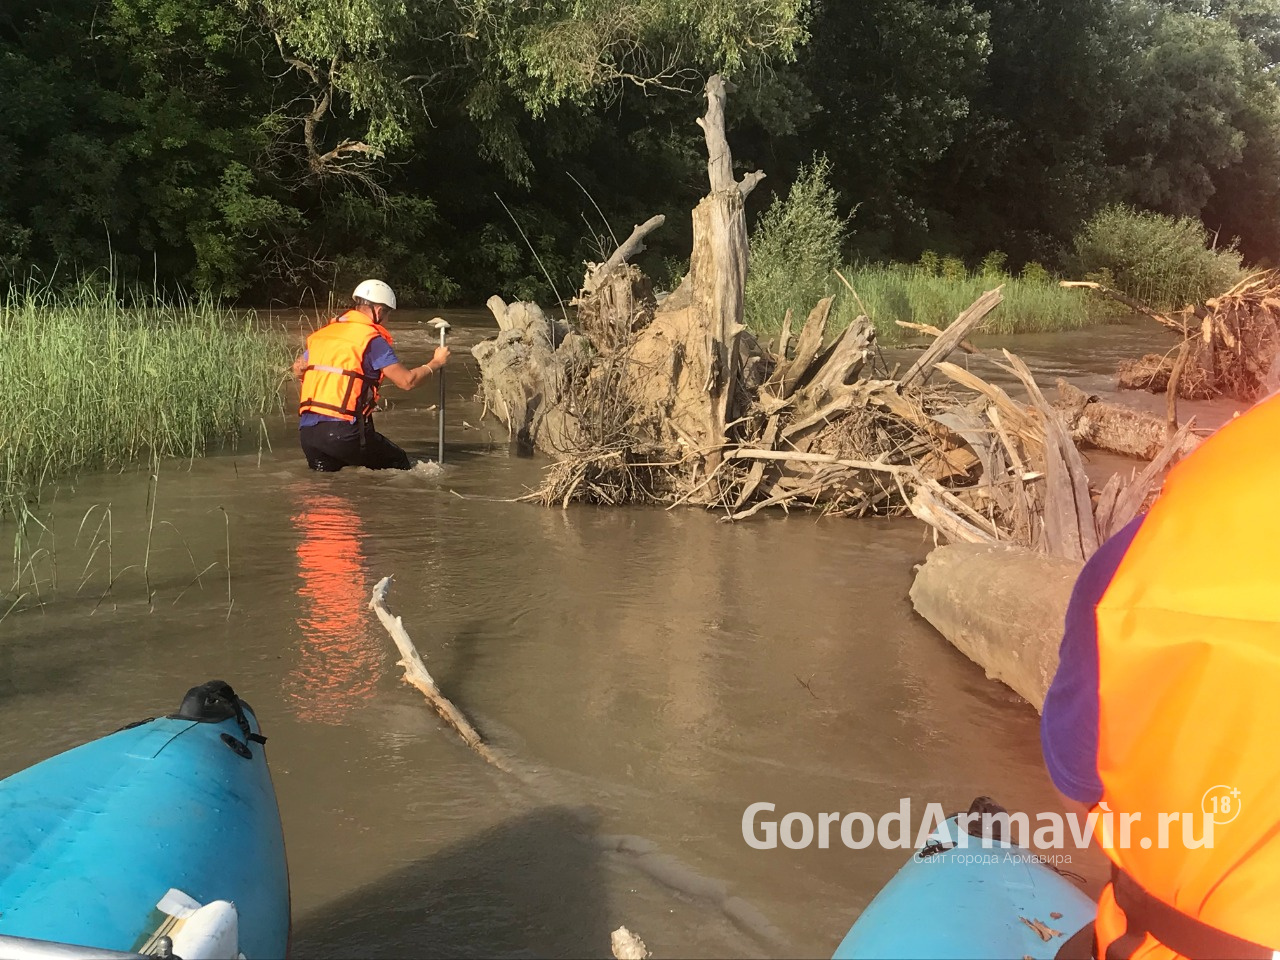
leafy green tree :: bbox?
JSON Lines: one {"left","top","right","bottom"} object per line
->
{"left": 1116, "top": 1, "right": 1280, "bottom": 262}
{"left": 745, "top": 155, "right": 847, "bottom": 332}
{"left": 792, "top": 0, "right": 991, "bottom": 258}
{"left": 1157, "top": 0, "right": 1280, "bottom": 65}
{"left": 1, "top": 0, "right": 811, "bottom": 301}
{"left": 1116, "top": 9, "right": 1255, "bottom": 215}
{"left": 921, "top": 0, "right": 1134, "bottom": 264}
{"left": 241, "top": 0, "right": 810, "bottom": 183}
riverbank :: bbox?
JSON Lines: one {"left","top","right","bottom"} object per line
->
{"left": 0, "top": 286, "right": 291, "bottom": 496}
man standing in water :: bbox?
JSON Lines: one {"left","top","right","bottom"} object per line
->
{"left": 1042, "top": 393, "right": 1280, "bottom": 959}
{"left": 292, "top": 279, "right": 450, "bottom": 471}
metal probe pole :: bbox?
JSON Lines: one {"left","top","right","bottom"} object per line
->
{"left": 429, "top": 318, "right": 450, "bottom": 464}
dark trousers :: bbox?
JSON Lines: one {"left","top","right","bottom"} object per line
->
{"left": 299, "top": 420, "right": 411, "bottom": 472}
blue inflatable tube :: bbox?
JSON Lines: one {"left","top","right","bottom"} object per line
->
{"left": 833, "top": 805, "right": 1096, "bottom": 959}
{"left": 0, "top": 681, "right": 290, "bottom": 958}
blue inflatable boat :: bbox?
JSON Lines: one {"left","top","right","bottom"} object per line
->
{"left": 0, "top": 681, "right": 290, "bottom": 959}
{"left": 833, "top": 799, "right": 1097, "bottom": 959}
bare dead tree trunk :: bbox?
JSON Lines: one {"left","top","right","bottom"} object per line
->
{"left": 689, "top": 75, "right": 762, "bottom": 479}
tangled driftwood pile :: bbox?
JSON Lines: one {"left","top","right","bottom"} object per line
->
{"left": 473, "top": 76, "right": 1192, "bottom": 562}
{"left": 1069, "top": 273, "right": 1280, "bottom": 402}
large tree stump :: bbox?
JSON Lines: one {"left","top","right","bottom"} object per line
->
{"left": 473, "top": 74, "right": 771, "bottom": 499}
{"left": 620, "top": 76, "right": 765, "bottom": 495}
{"left": 471, "top": 297, "right": 590, "bottom": 453}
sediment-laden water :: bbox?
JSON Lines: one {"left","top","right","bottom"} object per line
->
{"left": 0, "top": 313, "right": 1238, "bottom": 957}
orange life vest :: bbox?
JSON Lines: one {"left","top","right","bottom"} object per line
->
{"left": 1090, "top": 393, "right": 1280, "bottom": 959}
{"left": 298, "top": 311, "right": 395, "bottom": 424}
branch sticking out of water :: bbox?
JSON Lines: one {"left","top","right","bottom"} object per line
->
{"left": 368, "top": 576, "right": 507, "bottom": 770}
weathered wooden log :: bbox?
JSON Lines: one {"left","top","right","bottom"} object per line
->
{"left": 908, "top": 488, "right": 1000, "bottom": 546}
{"left": 1116, "top": 349, "right": 1217, "bottom": 399}
{"left": 760, "top": 297, "right": 833, "bottom": 408}
{"left": 934, "top": 361, "right": 1044, "bottom": 443}
{"left": 1091, "top": 472, "right": 1124, "bottom": 545}
{"left": 471, "top": 298, "right": 591, "bottom": 453}
{"left": 1001, "top": 352, "right": 1098, "bottom": 562}
{"left": 731, "top": 415, "right": 781, "bottom": 508}
{"left": 1166, "top": 339, "right": 1192, "bottom": 439}
{"left": 775, "top": 309, "right": 794, "bottom": 362}
{"left": 898, "top": 287, "right": 1004, "bottom": 389}
{"left": 1099, "top": 420, "right": 1196, "bottom": 541}
{"left": 369, "top": 576, "right": 507, "bottom": 771}
{"left": 726, "top": 448, "right": 909, "bottom": 473}
{"left": 910, "top": 543, "right": 1084, "bottom": 712}
{"left": 896, "top": 319, "right": 983, "bottom": 356}
{"left": 583, "top": 216, "right": 665, "bottom": 294}
{"left": 794, "top": 315, "right": 875, "bottom": 408}
{"left": 1053, "top": 380, "right": 1200, "bottom": 461}
{"left": 694, "top": 75, "right": 756, "bottom": 470}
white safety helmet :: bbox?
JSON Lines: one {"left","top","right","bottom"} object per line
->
{"left": 352, "top": 279, "right": 397, "bottom": 309}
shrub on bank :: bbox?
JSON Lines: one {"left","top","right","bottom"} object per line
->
{"left": 0, "top": 283, "right": 291, "bottom": 493}
{"left": 745, "top": 156, "right": 848, "bottom": 335}
{"left": 1066, "top": 205, "right": 1244, "bottom": 311}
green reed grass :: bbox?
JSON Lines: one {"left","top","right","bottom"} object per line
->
{"left": 827, "top": 263, "right": 1111, "bottom": 340}
{"left": 748, "top": 261, "right": 1119, "bottom": 342}
{"left": 0, "top": 282, "right": 291, "bottom": 494}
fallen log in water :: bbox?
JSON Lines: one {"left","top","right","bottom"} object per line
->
{"left": 1053, "top": 380, "right": 1200, "bottom": 461}
{"left": 910, "top": 542, "right": 1083, "bottom": 712}
{"left": 1116, "top": 352, "right": 1217, "bottom": 399}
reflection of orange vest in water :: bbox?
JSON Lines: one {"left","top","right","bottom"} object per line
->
{"left": 289, "top": 493, "right": 382, "bottom": 723}
{"left": 1091, "top": 394, "right": 1280, "bottom": 959}
{"left": 298, "top": 311, "right": 394, "bottom": 423}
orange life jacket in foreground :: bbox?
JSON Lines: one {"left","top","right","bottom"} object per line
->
{"left": 1090, "top": 392, "right": 1280, "bottom": 959}
{"left": 298, "top": 311, "right": 395, "bottom": 424}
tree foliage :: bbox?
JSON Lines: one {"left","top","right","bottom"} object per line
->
{"left": 745, "top": 155, "right": 847, "bottom": 332}
{"left": 1068, "top": 204, "right": 1245, "bottom": 309}
{"left": 2, "top": 0, "right": 1279, "bottom": 305}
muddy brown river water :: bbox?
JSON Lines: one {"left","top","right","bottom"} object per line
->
{"left": 0, "top": 311, "right": 1244, "bottom": 958}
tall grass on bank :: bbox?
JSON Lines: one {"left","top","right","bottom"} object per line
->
{"left": 747, "top": 258, "right": 1113, "bottom": 342}
{"left": 830, "top": 262, "right": 1108, "bottom": 340}
{"left": 0, "top": 283, "right": 291, "bottom": 493}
